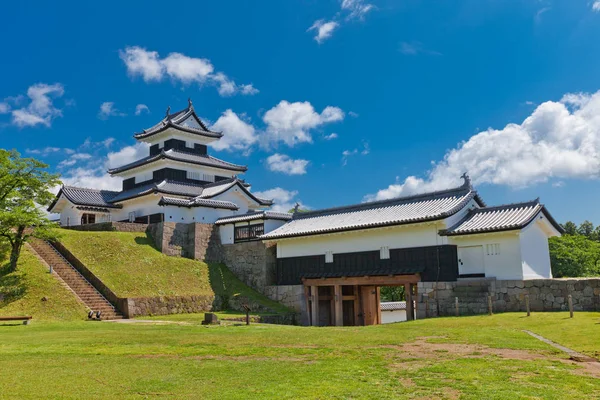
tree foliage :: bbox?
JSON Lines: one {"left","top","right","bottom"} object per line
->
{"left": 0, "top": 150, "right": 61, "bottom": 271}
{"left": 380, "top": 286, "right": 405, "bottom": 302}
{"left": 551, "top": 219, "right": 600, "bottom": 277}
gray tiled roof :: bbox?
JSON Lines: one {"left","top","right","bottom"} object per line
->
{"left": 48, "top": 186, "right": 122, "bottom": 211}
{"left": 380, "top": 301, "right": 407, "bottom": 311}
{"left": 197, "top": 179, "right": 273, "bottom": 206}
{"left": 107, "top": 149, "right": 247, "bottom": 174}
{"left": 215, "top": 211, "right": 293, "bottom": 225}
{"left": 158, "top": 196, "right": 239, "bottom": 210}
{"left": 261, "top": 183, "right": 483, "bottom": 240}
{"left": 108, "top": 182, "right": 157, "bottom": 203}
{"left": 134, "top": 103, "right": 223, "bottom": 140}
{"left": 439, "top": 199, "right": 564, "bottom": 236}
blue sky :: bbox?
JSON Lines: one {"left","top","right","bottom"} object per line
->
{"left": 1, "top": 0, "right": 600, "bottom": 223}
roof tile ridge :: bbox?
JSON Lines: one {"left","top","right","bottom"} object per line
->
{"left": 471, "top": 198, "right": 541, "bottom": 213}
{"left": 293, "top": 185, "right": 472, "bottom": 220}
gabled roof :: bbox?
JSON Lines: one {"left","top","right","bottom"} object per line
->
{"left": 158, "top": 196, "right": 239, "bottom": 210}
{"left": 439, "top": 199, "right": 564, "bottom": 236}
{"left": 107, "top": 148, "right": 248, "bottom": 175}
{"left": 134, "top": 100, "right": 223, "bottom": 140}
{"left": 261, "top": 182, "right": 484, "bottom": 240}
{"left": 47, "top": 186, "right": 122, "bottom": 212}
{"left": 108, "top": 179, "right": 211, "bottom": 203}
{"left": 196, "top": 178, "right": 273, "bottom": 206}
{"left": 215, "top": 210, "right": 293, "bottom": 225}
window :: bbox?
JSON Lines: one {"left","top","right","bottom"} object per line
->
{"left": 234, "top": 224, "right": 264, "bottom": 243}
{"left": 187, "top": 171, "right": 201, "bottom": 181}
{"left": 380, "top": 246, "right": 390, "bottom": 260}
{"left": 81, "top": 213, "right": 96, "bottom": 225}
{"left": 325, "top": 251, "right": 334, "bottom": 263}
{"left": 486, "top": 243, "right": 500, "bottom": 256}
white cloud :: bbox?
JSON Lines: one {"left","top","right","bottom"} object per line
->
{"left": 266, "top": 154, "right": 309, "bottom": 175}
{"left": 308, "top": 20, "right": 339, "bottom": 43}
{"left": 324, "top": 133, "right": 338, "bottom": 140}
{"left": 106, "top": 142, "right": 149, "bottom": 169}
{"left": 9, "top": 83, "right": 65, "bottom": 128}
{"left": 102, "top": 137, "right": 115, "bottom": 148}
{"left": 593, "top": 1, "right": 600, "bottom": 12}
{"left": 341, "top": 0, "right": 374, "bottom": 21}
{"left": 135, "top": 104, "right": 150, "bottom": 115}
{"left": 119, "top": 46, "right": 257, "bottom": 96}
{"left": 364, "top": 89, "right": 600, "bottom": 201}
{"left": 348, "top": 111, "right": 359, "bottom": 118}
{"left": 209, "top": 109, "right": 257, "bottom": 152}
{"left": 98, "top": 102, "right": 126, "bottom": 120}
{"left": 26, "top": 147, "right": 61, "bottom": 155}
{"left": 399, "top": 41, "right": 442, "bottom": 56}
{"left": 263, "top": 101, "right": 344, "bottom": 147}
{"left": 253, "top": 187, "right": 306, "bottom": 213}
{"left": 57, "top": 153, "right": 92, "bottom": 169}
{"left": 240, "top": 84, "right": 259, "bottom": 95}
{"left": 342, "top": 141, "right": 369, "bottom": 165}
{"left": 0, "top": 102, "right": 9, "bottom": 114}
{"left": 60, "top": 167, "right": 122, "bottom": 191}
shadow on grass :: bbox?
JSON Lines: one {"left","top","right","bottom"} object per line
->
{"left": 134, "top": 235, "right": 156, "bottom": 248}
{"left": 0, "top": 263, "right": 27, "bottom": 308}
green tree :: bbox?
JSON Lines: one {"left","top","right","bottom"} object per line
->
{"left": 549, "top": 235, "right": 600, "bottom": 277}
{"left": 0, "top": 150, "right": 60, "bottom": 272}
{"left": 561, "top": 221, "right": 578, "bottom": 236}
{"left": 380, "top": 286, "right": 405, "bottom": 302}
{"left": 577, "top": 220, "right": 595, "bottom": 239}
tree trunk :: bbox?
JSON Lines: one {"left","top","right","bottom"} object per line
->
{"left": 8, "top": 226, "right": 25, "bottom": 272}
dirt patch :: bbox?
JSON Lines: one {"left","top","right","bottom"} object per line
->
{"left": 385, "top": 336, "right": 600, "bottom": 379}
{"left": 383, "top": 336, "right": 547, "bottom": 362}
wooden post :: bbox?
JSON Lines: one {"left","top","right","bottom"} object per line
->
{"left": 488, "top": 295, "right": 493, "bottom": 316}
{"left": 353, "top": 285, "right": 360, "bottom": 326}
{"left": 568, "top": 294, "right": 573, "bottom": 318}
{"left": 334, "top": 285, "right": 343, "bottom": 326}
{"left": 525, "top": 294, "right": 530, "bottom": 317}
{"left": 455, "top": 297, "right": 459, "bottom": 317}
{"left": 376, "top": 286, "right": 382, "bottom": 324}
{"left": 311, "top": 286, "right": 319, "bottom": 327}
{"left": 405, "top": 284, "right": 414, "bottom": 321}
{"left": 425, "top": 299, "right": 429, "bottom": 318}
{"left": 304, "top": 285, "right": 311, "bottom": 326}
{"left": 412, "top": 285, "right": 418, "bottom": 321}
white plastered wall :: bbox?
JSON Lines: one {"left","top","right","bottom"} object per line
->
{"left": 519, "top": 216, "right": 559, "bottom": 279}
{"left": 447, "top": 232, "right": 523, "bottom": 280}
{"left": 275, "top": 222, "right": 442, "bottom": 258}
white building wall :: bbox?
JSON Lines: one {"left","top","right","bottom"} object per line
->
{"left": 220, "top": 224, "right": 235, "bottom": 244}
{"left": 381, "top": 309, "right": 407, "bottom": 324}
{"left": 448, "top": 232, "right": 523, "bottom": 280}
{"left": 520, "top": 220, "right": 553, "bottom": 279}
{"left": 276, "top": 222, "right": 442, "bottom": 258}
{"left": 117, "top": 160, "right": 239, "bottom": 183}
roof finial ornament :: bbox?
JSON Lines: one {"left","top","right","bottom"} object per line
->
{"left": 293, "top": 202, "right": 300, "bottom": 214}
{"left": 461, "top": 172, "right": 472, "bottom": 188}
{"left": 188, "top": 97, "right": 193, "bottom": 108}
{"left": 165, "top": 105, "right": 171, "bottom": 118}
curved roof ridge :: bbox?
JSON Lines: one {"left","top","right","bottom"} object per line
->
{"left": 293, "top": 184, "right": 478, "bottom": 220}
{"left": 134, "top": 102, "right": 222, "bottom": 139}
{"left": 469, "top": 198, "right": 540, "bottom": 213}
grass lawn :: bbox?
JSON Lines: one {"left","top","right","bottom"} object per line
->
{"left": 0, "top": 312, "right": 599, "bottom": 399}
{"left": 55, "top": 229, "right": 290, "bottom": 313}
{"left": 0, "top": 247, "right": 87, "bottom": 321}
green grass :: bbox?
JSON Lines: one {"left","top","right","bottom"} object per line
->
{"left": 0, "top": 313, "right": 599, "bottom": 399}
{"left": 0, "top": 247, "right": 87, "bottom": 321}
{"left": 56, "top": 229, "right": 292, "bottom": 314}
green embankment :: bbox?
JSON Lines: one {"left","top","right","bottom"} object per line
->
{"left": 0, "top": 247, "right": 87, "bottom": 320}
{"left": 56, "top": 229, "right": 291, "bottom": 314}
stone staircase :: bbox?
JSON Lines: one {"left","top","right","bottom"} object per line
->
{"left": 29, "top": 240, "right": 124, "bottom": 320}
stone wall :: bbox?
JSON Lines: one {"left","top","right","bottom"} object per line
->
{"left": 66, "top": 222, "right": 148, "bottom": 232}
{"left": 416, "top": 278, "right": 600, "bottom": 319}
{"left": 211, "top": 241, "right": 277, "bottom": 292}
{"left": 263, "top": 284, "right": 306, "bottom": 313}
{"left": 125, "top": 295, "right": 214, "bottom": 317}
{"left": 147, "top": 222, "right": 220, "bottom": 260}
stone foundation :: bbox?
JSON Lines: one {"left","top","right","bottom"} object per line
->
{"left": 125, "top": 295, "right": 214, "bottom": 317}
{"left": 416, "top": 278, "right": 600, "bottom": 319}
{"left": 263, "top": 285, "right": 308, "bottom": 325}
{"left": 66, "top": 222, "right": 148, "bottom": 232}
{"left": 213, "top": 241, "right": 277, "bottom": 292}
{"left": 147, "top": 222, "right": 220, "bottom": 260}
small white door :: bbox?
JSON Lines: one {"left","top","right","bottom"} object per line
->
{"left": 457, "top": 246, "right": 484, "bottom": 276}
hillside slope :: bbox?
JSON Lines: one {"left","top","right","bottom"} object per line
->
{"left": 0, "top": 247, "right": 87, "bottom": 320}
{"left": 56, "top": 229, "right": 291, "bottom": 314}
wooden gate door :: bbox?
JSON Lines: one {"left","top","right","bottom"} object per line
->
{"left": 360, "top": 286, "right": 379, "bottom": 325}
